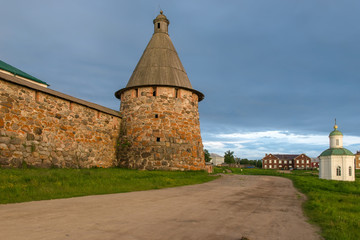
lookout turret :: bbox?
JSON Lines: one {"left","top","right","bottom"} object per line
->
{"left": 153, "top": 10, "right": 169, "bottom": 34}
{"left": 115, "top": 11, "right": 205, "bottom": 171}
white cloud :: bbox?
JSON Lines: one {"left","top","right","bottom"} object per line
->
{"left": 203, "top": 130, "right": 360, "bottom": 159}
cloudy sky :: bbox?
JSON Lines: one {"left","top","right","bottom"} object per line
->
{"left": 1, "top": 0, "right": 360, "bottom": 159}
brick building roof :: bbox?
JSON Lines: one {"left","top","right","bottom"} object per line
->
{"left": 272, "top": 154, "right": 299, "bottom": 160}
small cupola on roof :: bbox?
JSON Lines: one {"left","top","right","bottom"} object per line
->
{"left": 329, "top": 120, "right": 343, "bottom": 148}
{"left": 115, "top": 10, "right": 204, "bottom": 101}
{"left": 153, "top": 10, "right": 169, "bottom": 34}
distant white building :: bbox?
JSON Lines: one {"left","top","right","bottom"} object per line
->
{"left": 319, "top": 122, "right": 355, "bottom": 181}
{"left": 210, "top": 153, "right": 224, "bottom": 166}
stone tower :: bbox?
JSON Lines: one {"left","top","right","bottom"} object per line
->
{"left": 115, "top": 11, "right": 205, "bottom": 171}
{"left": 319, "top": 121, "right": 355, "bottom": 181}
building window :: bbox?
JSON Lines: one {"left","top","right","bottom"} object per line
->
{"left": 336, "top": 139, "right": 339, "bottom": 146}
{"left": 264, "top": 160, "right": 267, "bottom": 163}
{"left": 296, "top": 160, "right": 299, "bottom": 163}
{"left": 175, "top": 88, "right": 178, "bottom": 98}
{"left": 158, "top": 23, "right": 160, "bottom": 29}
{"left": 279, "top": 165, "right": 282, "bottom": 168}
{"left": 156, "top": 137, "right": 160, "bottom": 142}
{"left": 289, "top": 160, "right": 292, "bottom": 164}
{"left": 306, "top": 160, "right": 309, "bottom": 163}
{"left": 155, "top": 114, "right": 159, "bottom": 118}
{"left": 301, "top": 160, "right": 304, "bottom": 164}
{"left": 135, "top": 88, "right": 138, "bottom": 97}
{"left": 349, "top": 166, "right": 352, "bottom": 176}
{"left": 284, "top": 160, "right": 287, "bottom": 164}
{"left": 279, "top": 160, "right": 282, "bottom": 164}
{"left": 274, "top": 160, "right": 277, "bottom": 164}
{"left": 269, "top": 160, "right": 272, "bottom": 163}
{"left": 336, "top": 166, "right": 341, "bottom": 176}
{"left": 264, "top": 165, "right": 267, "bottom": 169}
{"left": 269, "top": 165, "right": 272, "bottom": 169}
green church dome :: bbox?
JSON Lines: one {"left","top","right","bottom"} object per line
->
{"left": 329, "top": 129, "right": 343, "bottom": 136}
{"left": 320, "top": 148, "right": 353, "bottom": 157}
{"left": 329, "top": 122, "right": 343, "bottom": 137}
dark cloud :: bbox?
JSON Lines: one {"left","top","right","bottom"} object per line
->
{"left": 1, "top": 0, "right": 359, "bottom": 158}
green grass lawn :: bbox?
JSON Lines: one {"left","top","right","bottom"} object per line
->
{"left": 219, "top": 167, "right": 360, "bottom": 240}
{"left": 0, "top": 168, "right": 217, "bottom": 204}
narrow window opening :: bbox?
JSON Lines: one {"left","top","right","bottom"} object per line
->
{"left": 157, "top": 23, "right": 160, "bottom": 29}
{"left": 349, "top": 166, "right": 352, "bottom": 176}
{"left": 135, "top": 88, "right": 138, "bottom": 97}
{"left": 156, "top": 137, "right": 160, "bottom": 142}
{"left": 153, "top": 88, "right": 157, "bottom": 96}
{"left": 155, "top": 114, "right": 158, "bottom": 118}
{"left": 336, "top": 139, "right": 339, "bottom": 146}
{"left": 336, "top": 166, "right": 341, "bottom": 176}
{"left": 175, "top": 89, "right": 178, "bottom": 98}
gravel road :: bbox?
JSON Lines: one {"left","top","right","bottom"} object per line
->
{"left": 0, "top": 175, "right": 322, "bottom": 240}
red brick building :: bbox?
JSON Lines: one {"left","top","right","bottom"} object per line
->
{"left": 355, "top": 151, "right": 360, "bottom": 169}
{"left": 262, "top": 153, "right": 312, "bottom": 170}
{"left": 311, "top": 158, "right": 319, "bottom": 169}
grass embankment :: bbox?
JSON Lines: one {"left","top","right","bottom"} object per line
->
{"left": 0, "top": 168, "right": 217, "bottom": 204}
{"left": 215, "top": 167, "right": 360, "bottom": 240}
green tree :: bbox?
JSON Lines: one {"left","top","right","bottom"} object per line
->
{"left": 240, "top": 158, "right": 250, "bottom": 164}
{"left": 204, "top": 149, "right": 212, "bottom": 162}
{"left": 224, "top": 150, "right": 235, "bottom": 164}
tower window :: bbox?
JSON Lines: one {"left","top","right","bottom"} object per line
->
{"left": 156, "top": 137, "right": 160, "bottom": 142}
{"left": 336, "top": 139, "right": 339, "bottom": 146}
{"left": 152, "top": 87, "right": 157, "bottom": 96}
{"left": 349, "top": 166, "right": 352, "bottom": 176}
{"left": 175, "top": 89, "right": 178, "bottom": 98}
{"left": 155, "top": 114, "right": 158, "bottom": 118}
{"left": 158, "top": 23, "right": 160, "bottom": 29}
{"left": 135, "top": 88, "right": 138, "bottom": 97}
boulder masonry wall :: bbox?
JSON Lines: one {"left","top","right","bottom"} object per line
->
{"left": 118, "top": 86, "right": 205, "bottom": 170}
{"left": 0, "top": 73, "right": 121, "bottom": 168}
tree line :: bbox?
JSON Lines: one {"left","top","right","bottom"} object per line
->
{"left": 204, "top": 149, "right": 262, "bottom": 168}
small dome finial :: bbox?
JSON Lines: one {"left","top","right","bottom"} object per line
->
{"left": 160, "top": 10, "right": 163, "bottom": 15}
{"left": 334, "top": 118, "right": 338, "bottom": 130}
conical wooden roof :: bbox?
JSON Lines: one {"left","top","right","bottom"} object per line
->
{"left": 115, "top": 11, "right": 204, "bottom": 101}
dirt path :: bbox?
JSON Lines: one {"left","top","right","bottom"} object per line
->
{"left": 0, "top": 175, "right": 321, "bottom": 240}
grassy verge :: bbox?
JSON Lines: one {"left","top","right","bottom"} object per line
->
{"left": 216, "top": 167, "right": 360, "bottom": 240}
{"left": 0, "top": 168, "right": 218, "bottom": 204}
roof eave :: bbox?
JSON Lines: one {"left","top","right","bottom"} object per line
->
{"left": 115, "top": 84, "right": 204, "bottom": 102}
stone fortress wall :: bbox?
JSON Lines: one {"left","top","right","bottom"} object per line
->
{"left": 0, "top": 72, "right": 121, "bottom": 168}
{"left": 118, "top": 86, "right": 205, "bottom": 170}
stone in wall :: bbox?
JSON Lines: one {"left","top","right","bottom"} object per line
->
{"left": 0, "top": 78, "right": 121, "bottom": 168}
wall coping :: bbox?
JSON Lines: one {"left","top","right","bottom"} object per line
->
{"left": 0, "top": 71, "right": 121, "bottom": 118}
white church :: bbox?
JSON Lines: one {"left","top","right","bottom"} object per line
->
{"left": 319, "top": 122, "right": 355, "bottom": 181}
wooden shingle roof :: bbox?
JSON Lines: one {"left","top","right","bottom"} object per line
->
{"left": 115, "top": 11, "right": 204, "bottom": 101}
